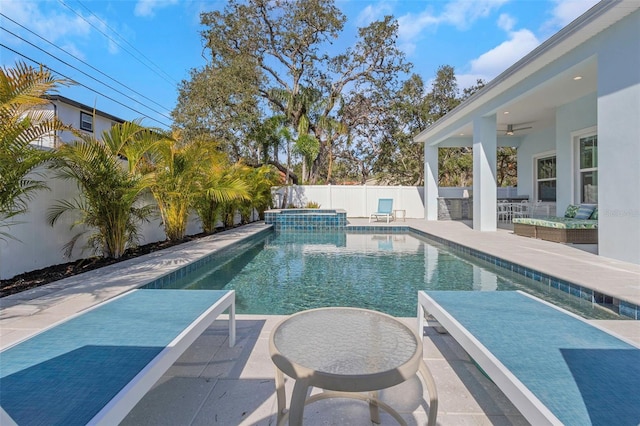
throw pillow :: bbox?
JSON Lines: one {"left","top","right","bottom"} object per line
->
{"left": 564, "top": 204, "right": 579, "bottom": 218}
{"left": 574, "top": 204, "right": 596, "bottom": 220}
{"left": 590, "top": 206, "right": 598, "bottom": 220}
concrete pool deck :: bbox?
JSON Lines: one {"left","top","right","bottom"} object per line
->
{"left": 1, "top": 219, "right": 639, "bottom": 424}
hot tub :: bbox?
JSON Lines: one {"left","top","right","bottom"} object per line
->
{"left": 264, "top": 209, "right": 347, "bottom": 231}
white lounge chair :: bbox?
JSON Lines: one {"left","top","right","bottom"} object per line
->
{"left": 0, "top": 289, "right": 235, "bottom": 425}
{"left": 369, "top": 198, "right": 394, "bottom": 223}
{"left": 418, "top": 290, "right": 640, "bottom": 425}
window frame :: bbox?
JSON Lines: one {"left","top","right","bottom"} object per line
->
{"left": 80, "top": 111, "right": 93, "bottom": 132}
{"left": 533, "top": 152, "right": 557, "bottom": 202}
{"left": 572, "top": 126, "right": 598, "bottom": 204}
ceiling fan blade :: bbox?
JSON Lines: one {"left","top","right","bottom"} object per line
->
{"left": 498, "top": 124, "right": 533, "bottom": 134}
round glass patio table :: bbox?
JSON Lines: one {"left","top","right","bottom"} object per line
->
{"left": 269, "top": 307, "right": 438, "bottom": 425}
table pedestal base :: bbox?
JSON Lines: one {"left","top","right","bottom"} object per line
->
{"left": 274, "top": 361, "right": 437, "bottom": 426}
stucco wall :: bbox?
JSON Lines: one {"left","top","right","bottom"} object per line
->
{"left": 516, "top": 126, "right": 556, "bottom": 201}
{"left": 555, "top": 92, "right": 598, "bottom": 213}
{"left": 596, "top": 9, "right": 640, "bottom": 264}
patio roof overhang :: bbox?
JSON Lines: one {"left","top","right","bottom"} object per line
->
{"left": 413, "top": 0, "right": 639, "bottom": 148}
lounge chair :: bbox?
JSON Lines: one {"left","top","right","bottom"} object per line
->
{"left": 0, "top": 289, "right": 235, "bottom": 425}
{"left": 369, "top": 198, "right": 394, "bottom": 223}
{"left": 417, "top": 290, "right": 640, "bottom": 425}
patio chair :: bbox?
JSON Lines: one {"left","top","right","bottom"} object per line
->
{"left": 512, "top": 200, "right": 530, "bottom": 219}
{"left": 497, "top": 202, "right": 511, "bottom": 223}
{"left": 369, "top": 198, "right": 394, "bottom": 223}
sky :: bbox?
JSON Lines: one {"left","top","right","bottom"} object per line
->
{"left": 0, "top": 0, "right": 599, "bottom": 130}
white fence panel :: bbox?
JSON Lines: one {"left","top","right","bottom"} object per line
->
{"left": 273, "top": 185, "right": 427, "bottom": 218}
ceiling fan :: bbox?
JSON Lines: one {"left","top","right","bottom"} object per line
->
{"left": 499, "top": 123, "right": 532, "bottom": 135}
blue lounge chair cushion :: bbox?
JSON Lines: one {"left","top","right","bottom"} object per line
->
{"left": 574, "top": 204, "right": 596, "bottom": 220}
{"left": 0, "top": 289, "right": 234, "bottom": 425}
{"left": 420, "top": 291, "right": 640, "bottom": 426}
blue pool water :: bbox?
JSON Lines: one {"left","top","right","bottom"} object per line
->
{"left": 143, "top": 231, "right": 621, "bottom": 319}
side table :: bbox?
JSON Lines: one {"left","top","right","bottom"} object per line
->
{"left": 269, "top": 307, "right": 438, "bottom": 425}
{"left": 393, "top": 209, "right": 406, "bottom": 221}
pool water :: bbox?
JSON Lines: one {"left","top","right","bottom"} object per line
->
{"left": 143, "top": 231, "right": 621, "bottom": 319}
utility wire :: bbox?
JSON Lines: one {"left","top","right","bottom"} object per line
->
{"left": 73, "top": 0, "right": 178, "bottom": 86}
{"left": 56, "top": 0, "right": 178, "bottom": 87}
{"left": 0, "top": 21, "right": 171, "bottom": 120}
{"left": 1, "top": 27, "right": 173, "bottom": 122}
{"left": 0, "top": 43, "right": 172, "bottom": 128}
{"left": 0, "top": 13, "right": 173, "bottom": 113}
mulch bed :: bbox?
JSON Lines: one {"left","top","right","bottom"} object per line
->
{"left": 0, "top": 226, "right": 236, "bottom": 298}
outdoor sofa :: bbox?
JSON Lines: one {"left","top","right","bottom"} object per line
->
{"left": 512, "top": 204, "right": 598, "bottom": 244}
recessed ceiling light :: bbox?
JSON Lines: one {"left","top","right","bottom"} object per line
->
{"left": 459, "top": 133, "right": 464, "bottom": 136}
{"left": 573, "top": 76, "right": 583, "bottom": 81}
{"left": 503, "top": 111, "right": 509, "bottom": 114}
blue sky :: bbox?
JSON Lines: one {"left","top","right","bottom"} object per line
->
{"left": 1, "top": 0, "right": 598, "bottom": 129}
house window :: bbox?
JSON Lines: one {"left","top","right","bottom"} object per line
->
{"left": 535, "top": 155, "right": 556, "bottom": 202}
{"left": 80, "top": 111, "right": 93, "bottom": 132}
{"left": 577, "top": 135, "right": 597, "bottom": 203}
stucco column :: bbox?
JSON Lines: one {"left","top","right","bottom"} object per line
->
{"left": 424, "top": 144, "right": 439, "bottom": 220}
{"left": 472, "top": 115, "right": 497, "bottom": 231}
{"left": 597, "top": 13, "right": 640, "bottom": 264}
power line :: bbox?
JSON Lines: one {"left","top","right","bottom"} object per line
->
{"left": 0, "top": 12, "right": 173, "bottom": 114}
{"left": 0, "top": 26, "right": 174, "bottom": 122}
{"left": 56, "top": 0, "right": 178, "bottom": 87}
{"left": 0, "top": 43, "right": 172, "bottom": 128}
{"left": 73, "top": 0, "right": 179, "bottom": 86}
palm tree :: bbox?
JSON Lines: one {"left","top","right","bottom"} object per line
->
{"left": 241, "top": 165, "right": 280, "bottom": 221}
{"left": 48, "top": 120, "right": 161, "bottom": 258}
{"left": 147, "top": 135, "right": 249, "bottom": 240}
{"left": 0, "top": 61, "right": 70, "bottom": 240}
{"left": 147, "top": 137, "right": 204, "bottom": 241}
{"left": 193, "top": 154, "right": 249, "bottom": 234}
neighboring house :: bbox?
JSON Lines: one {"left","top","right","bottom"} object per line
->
{"left": 33, "top": 95, "right": 125, "bottom": 148}
{"left": 415, "top": 1, "right": 640, "bottom": 265}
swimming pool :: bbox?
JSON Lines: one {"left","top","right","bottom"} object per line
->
{"left": 142, "top": 230, "right": 622, "bottom": 319}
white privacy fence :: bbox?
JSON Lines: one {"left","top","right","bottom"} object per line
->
{"left": 273, "top": 185, "right": 426, "bottom": 219}
{"left": 272, "top": 185, "right": 523, "bottom": 219}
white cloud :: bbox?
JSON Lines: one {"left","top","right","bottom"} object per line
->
{"left": 470, "top": 28, "right": 538, "bottom": 76}
{"left": 397, "top": 10, "right": 439, "bottom": 55}
{"left": 356, "top": 1, "right": 395, "bottom": 27}
{"left": 455, "top": 0, "right": 599, "bottom": 89}
{"left": 1, "top": 0, "right": 91, "bottom": 42}
{"left": 396, "top": 0, "right": 508, "bottom": 56}
{"left": 440, "top": 0, "right": 509, "bottom": 30}
{"left": 497, "top": 13, "right": 515, "bottom": 32}
{"left": 134, "top": 0, "right": 179, "bottom": 18}
{"left": 0, "top": 0, "right": 94, "bottom": 65}
{"left": 543, "top": 0, "right": 599, "bottom": 31}
{"left": 457, "top": 15, "right": 540, "bottom": 89}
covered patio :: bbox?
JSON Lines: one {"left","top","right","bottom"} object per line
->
{"left": 415, "top": 1, "right": 640, "bottom": 265}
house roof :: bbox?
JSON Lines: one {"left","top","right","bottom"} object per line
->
{"left": 414, "top": 0, "right": 640, "bottom": 146}
{"left": 43, "top": 95, "right": 126, "bottom": 124}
